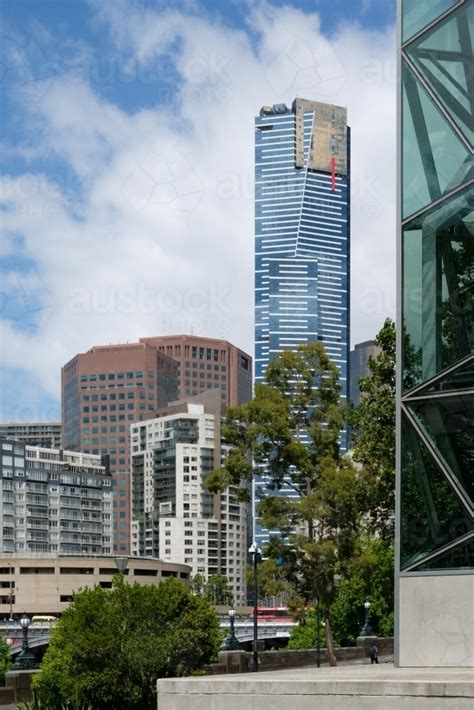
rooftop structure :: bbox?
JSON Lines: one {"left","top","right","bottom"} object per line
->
{"left": 0, "top": 422, "right": 61, "bottom": 450}
{"left": 140, "top": 335, "right": 252, "bottom": 410}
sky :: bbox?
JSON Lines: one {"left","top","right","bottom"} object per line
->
{"left": 0, "top": 0, "right": 397, "bottom": 422}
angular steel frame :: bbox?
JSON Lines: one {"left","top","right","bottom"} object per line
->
{"left": 396, "top": 0, "right": 474, "bottom": 667}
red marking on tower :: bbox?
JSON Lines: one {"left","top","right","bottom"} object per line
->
{"left": 331, "top": 156, "right": 336, "bottom": 191}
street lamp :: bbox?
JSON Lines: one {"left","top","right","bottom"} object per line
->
{"left": 249, "top": 542, "right": 262, "bottom": 672}
{"left": 224, "top": 608, "right": 240, "bottom": 651}
{"left": 114, "top": 557, "right": 129, "bottom": 575}
{"left": 13, "top": 614, "right": 38, "bottom": 670}
{"left": 360, "top": 600, "right": 374, "bottom": 636}
{"left": 315, "top": 596, "right": 321, "bottom": 668}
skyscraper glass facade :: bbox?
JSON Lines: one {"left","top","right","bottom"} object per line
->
{"left": 254, "top": 98, "right": 350, "bottom": 545}
{"left": 397, "top": 0, "right": 473, "bottom": 667}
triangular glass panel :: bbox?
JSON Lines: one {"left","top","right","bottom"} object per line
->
{"left": 408, "top": 354, "right": 474, "bottom": 395}
{"left": 405, "top": 393, "right": 474, "bottom": 508}
{"left": 400, "top": 414, "right": 473, "bottom": 570}
{"left": 402, "top": 61, "right": 473, "bottom": 218}
{"left": 405, "top": 1, "right": 474, "bottom": 146}
{"left": 410, "top": 535, "right": 474, "bottom": 571}
{"left": 402, "top": 183, "right": 474, "bottom": 390}
{"left": 402, "top": 0, "right": 457, "bottom": 43}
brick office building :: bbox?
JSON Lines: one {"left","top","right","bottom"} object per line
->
{"left": 141, "top": 335, "right": 252, "bottom": 410}
{"left": 61, "top": 342, "right": 178, "bottom": 554}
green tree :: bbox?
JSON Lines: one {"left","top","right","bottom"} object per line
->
{"left": 190, "top": 573, "right": 205, "bottom": 596}
{"left": 287, "top": 613, "right": 324, "bottom": 650}
{"left": 207, "top": 342, "right": 360, "bottom": 665}
{"left": 32, "top": 576, "right": 221, "bottom": 710}
{"left": 245, "top": 557, "right": 297, "bottom": 606}
{"left": 0, "top": 634, "right": 11, "bottom": 685}
{"left": 330, "top": 537, "right": 394, "bottom": 645}
{"left": 203, "top": 575, "right": 234, "bottom": 605}
{"left": 349, "top": 318, "right": 396, "bottom": 540}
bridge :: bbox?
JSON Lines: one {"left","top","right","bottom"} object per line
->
{"left": 0, "top": 623, "right": 53, "bottom": 657}
{"left": 1, "top": 617, "right": 297, "bottom": 656}
{"left": 220, "top": 618, "right": 296, "bottom": 643}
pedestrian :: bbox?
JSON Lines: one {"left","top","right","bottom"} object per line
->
{"left": 369, "top": 642, "right": 379, "bottom": 664}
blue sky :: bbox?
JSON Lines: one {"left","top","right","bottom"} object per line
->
{"left": 0, "top": 0, "right": 397, "bottom": 421}
{"left": 2, "top": 0, "right": 395, "bottom": 117}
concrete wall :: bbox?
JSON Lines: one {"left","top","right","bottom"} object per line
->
{"left": 157, "top": 665, "right": 474, "bottom": 710}
{"left": 0, "top": 556, "right": 191, "bottom": 617}
{"left": 399, "top": 575, "right": 474, "bottom": 667}
{"left": 203, "top": 638, "right": 394, "bottom": 674}
{"left": 0, "top": 670, "right": 38, "bottom": 708}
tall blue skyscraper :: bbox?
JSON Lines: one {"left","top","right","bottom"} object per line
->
{"left": 254, "top": 98, "right": 350, "bottom": 545}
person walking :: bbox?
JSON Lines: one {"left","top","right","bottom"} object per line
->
{"left": 369, "top": 642, "right": 379, "bottom": 664}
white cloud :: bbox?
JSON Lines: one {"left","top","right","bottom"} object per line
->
{"left": 0, "top": 0, "right": 396, "bottom": 410}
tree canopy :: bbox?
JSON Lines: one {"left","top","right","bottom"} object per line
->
{"left": 207, "top": 342, "right": 360, "bottom": 664}
{"left": 191, "top": 573, "right": 234, "bottom": 605}
{"left": 287, "top": 613, "right": 325, "bottom": 650}
{"left": 349, "top": 318, "right": 396, "bottom": 540}
{"left": 330, "top": 536, "right": 394, "bottom": 645}
{"left": 32, "top": 576, "right": 221, "bottom": 710}
{"left": 0, "top": 634, "right": 11, "bottom": 685}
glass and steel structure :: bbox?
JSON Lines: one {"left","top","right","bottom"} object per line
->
{"left": 254, "top": 99, "right": 350, "bottom": 545}
{"left": 397, "top": 0, "right": 473, "bottom": 666}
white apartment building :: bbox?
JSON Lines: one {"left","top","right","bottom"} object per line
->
{"left": 130, "top": 392, "right": 248, "bottom": 604}
{"left": 0, "top": 439, "right": 113, "bottom": 555}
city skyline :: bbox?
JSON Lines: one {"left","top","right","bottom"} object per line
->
{"left": 1, "top": 0, "right": 396, "bottom": 422}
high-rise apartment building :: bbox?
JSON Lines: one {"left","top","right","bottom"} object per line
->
{"left": 61, "top": 342, "right": 178, "bottom": 554}
{"left": 0, "top": 439, "right": 112, "bottom": 555}
{"left": 141, "top": 335, "right": 252, "bottom": 409}
{"left": 0, "top": 422, "right": 61, "bottom": 449}
{"left": 254, "top": 98, "right": 350, "bottom": 544}
{"left": 130, "top": 390, "right": 248, "bottom": 604}
{"left": 397, "top": 1, "right": 473, "bottom": 666}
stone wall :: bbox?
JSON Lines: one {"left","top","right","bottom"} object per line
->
{"left": 0, "top": 670, "right": 38, "bottom": 708}
{"left": 203, "top": 638, "right": 394, "bottom": 675}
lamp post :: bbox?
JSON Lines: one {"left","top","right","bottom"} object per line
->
{"left": 360, "top": 600, "right": 374, "bottom": 636}
{"left": 224, "top": 608, "right": 240, "bottom": 650}
{"left": 114, "top": 557, "right": 129, "bottom": 575}
{"left": 315, "top": 596, "right": 321, "bottom": 668}
{"left": 13, "top": 614, "right": 38, "bottom": 670}
{"left": 249, "top": 542, "right": 262, "bottom": 672}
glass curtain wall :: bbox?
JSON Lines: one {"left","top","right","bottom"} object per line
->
{"left": 399, "top": 0, "right": 473, "bottom": 575}
{"left": 254, "top": 99, "right": 350, "bottom": 546}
